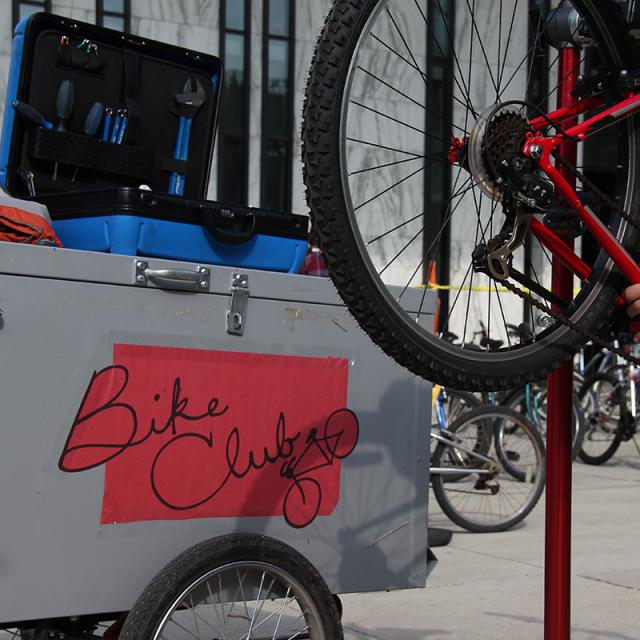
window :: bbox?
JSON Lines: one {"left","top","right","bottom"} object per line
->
{"left": 423, "top": 0, "right": 454, "bottom": 329}
{"left": 218, "top": 0, "right": 251, "bottom": 206}
{"left": 12, "top": 0, "right": 51, "bottom": 28}
{"left": 97, "top": 0, "right": 131, "bottom": 33}
{"left": 261, "top": 0, "right": 294, "bottom": 212}
{"left": 523, "top": 0, "right": 551, "bottom": 322}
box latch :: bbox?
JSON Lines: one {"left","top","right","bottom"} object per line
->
{"left": 226, "top": 272, "right": 249, "bottom": 335}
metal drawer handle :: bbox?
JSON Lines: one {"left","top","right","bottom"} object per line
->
{"left": 141, "top": 267, "right": 210, "bottom": 291}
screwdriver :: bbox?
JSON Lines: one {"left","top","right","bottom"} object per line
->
{"left": 11, "top": 101, "right": 54, "bottom": 129}
{"left": 72, "top": 102, "right": 105, "bottom": 182}
{"left": 102, "top": 107, "right": 113, "bottom": 142}
{"left": 52, "top": 80, "right": 74, "bottom": 182}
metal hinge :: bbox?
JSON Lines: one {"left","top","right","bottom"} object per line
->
{"left": 226, "top": 273, "right": 249, "bottom": 335}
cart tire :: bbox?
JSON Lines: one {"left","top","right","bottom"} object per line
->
{"left": 119, "top": 533, "right": 343, "bottom": 640}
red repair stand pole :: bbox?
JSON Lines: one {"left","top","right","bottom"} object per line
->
{"left": 544, "top": 46, "right": 581, "bottom": 640}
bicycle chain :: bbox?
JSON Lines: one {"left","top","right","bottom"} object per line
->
{"left": 555, "top": 153, "right": 640, "bottom": 236}
{"left": 499, "top": 277, "right": 640, "bottom": 366}
{"left": 492, "top": 154, "right": 640, "bottom": 367}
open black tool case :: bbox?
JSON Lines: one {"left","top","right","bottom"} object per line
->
{"left": 0, "top": 13, "right": 308, "bottom": 273}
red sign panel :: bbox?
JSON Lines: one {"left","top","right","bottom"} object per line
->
{"left": 58, "top": 345, "right": 357, "bottom": 528}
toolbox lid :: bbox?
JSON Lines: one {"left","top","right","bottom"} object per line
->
{"left": 0, "top": 12, "right": 223, "bottom": 200}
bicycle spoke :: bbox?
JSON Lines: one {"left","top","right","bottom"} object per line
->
{"left": 350, "top": 99, "right": 430, "bottom": 137}
{"left": 494, "top": 281, "right": 513, "bottom": 348}
{"left": 392, "top": 173, "right": 472, "bottom": 297}
{"left": 356, "top": 63, "right": 469, "bottom": 135}
{"left": 370, "top": 31, "right": 476, "bottom": 116}
{"left": 346, "top": 136, "right": 423, "bottom": 157}
{"left": 420, "top": 0, "right": 478, "bottom": 118}
{"left": 354, "top": 164, "right": 425, "bottom": 212}
{"left": 464, "top": 0, "right": 499, "bottom": 97}
{"left": 497, "top": 0, "right": 519, "bottom": 96}
{"left": 349, "top": 154, "right": 426, "bottom": 177}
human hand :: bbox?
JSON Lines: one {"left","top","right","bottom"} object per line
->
{"left": 624, "top": 283, "right": 640, "bottom": 342}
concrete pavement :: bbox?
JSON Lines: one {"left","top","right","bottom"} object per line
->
{"left": 341, "top": 440, "right": 640, "bottom": 640}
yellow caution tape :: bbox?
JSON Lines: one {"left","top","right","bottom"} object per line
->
{"left": 420, "top": 283, "right": 583, "bottom": 294}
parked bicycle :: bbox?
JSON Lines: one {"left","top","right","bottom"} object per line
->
{"left": 503, "top": 381, "right": 585, "bottom": 459}
{"left": 579, "top": 341, "right": 640, "bottom": 463}
{"left": 430, "top": 404, "right": 546, "bottom": 533}
{"left": 444, "top": 325, "right": 585, "bottom": 456}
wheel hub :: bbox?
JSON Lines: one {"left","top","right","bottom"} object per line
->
{"left": 467, "top": 105, "right": 531, "bottom": 199}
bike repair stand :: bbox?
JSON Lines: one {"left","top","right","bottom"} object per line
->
{"left": 545, "top": 18, "right": 580, "bottom": 639}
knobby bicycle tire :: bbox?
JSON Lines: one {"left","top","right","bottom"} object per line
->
{"left": 302, "top": 0, "right": 640, "bottom": 391}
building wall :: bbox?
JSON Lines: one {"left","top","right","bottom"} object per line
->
{"left": 0, "top": 0, "right": 332, "bottom": 214}
{"left": 0, "top": 1, "right": 567, "bottom": 344}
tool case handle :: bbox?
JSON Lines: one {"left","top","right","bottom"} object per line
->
{"left": 141, "top": 192, "right": 258, "bottom": 244}
{"left": 201, "top": 207, "right": 256, "bottom": 244}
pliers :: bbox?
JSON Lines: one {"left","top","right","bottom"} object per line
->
{"left": 169, "top": 78, "right": 207, "bottom": 196}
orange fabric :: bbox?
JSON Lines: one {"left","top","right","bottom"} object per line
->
{"left": 0, "top": 205, "right": 62, "bottom": 247}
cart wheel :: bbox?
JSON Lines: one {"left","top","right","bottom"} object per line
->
{"left": 119, "top": 533, "right": 343, "bottom": 640}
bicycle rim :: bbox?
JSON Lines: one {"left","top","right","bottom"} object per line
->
{"left": 148, "top": 560, "right": 325, "bottom": 640}
{"left": 304, "top": 0, "right": 639, "bottom": 390}
{"left": 578, "top": 372, "right": 623, "bottom": 464}
{"left": 504, "top": 384, "right": 584, "bottom": 458}
{"left": 432, "top": 406, "right": 545, "bottom": 532}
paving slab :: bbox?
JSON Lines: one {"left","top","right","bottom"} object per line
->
{"left": 341, "top": 439, "right": 640, "bottom": 640}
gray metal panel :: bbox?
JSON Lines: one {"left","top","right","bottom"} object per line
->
{"left": 0, "top": 242, "right": 437, "bottom": 314}
{"left": 0, "top": 245, "right": 433, "bottom": 624}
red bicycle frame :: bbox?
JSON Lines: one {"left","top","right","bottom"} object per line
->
{"left": 449, "top": 86, "right": 640, "bottom": 287}
{"left": 525, "top": 89, "right": 640, "bottom": 284}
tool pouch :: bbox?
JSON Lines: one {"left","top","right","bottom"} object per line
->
{"left": 31, "top": 129, "right": 154, "bottom": 180}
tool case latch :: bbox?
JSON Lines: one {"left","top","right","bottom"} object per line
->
{"left": 226, "top": 272, "right": 249, "bottom": 336}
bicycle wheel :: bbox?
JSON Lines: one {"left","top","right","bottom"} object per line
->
{"left": 578, "top": 372, "right": 624, "bottom": 464}
{"left": 119, "top": 534, "right": 343, "bottom": 640}
{"left": 432, "top": 402, "right": 493, "bottom": 480}
{"left": 503, "top": 384, "right": 585, "bottom": 459}
{"left": 431, "top": 406, "right": 545, "bottom": 533}
{"left": 302, "top": 0, "right": 640, "bottom": 391}
{"left": 441, "top": 388, "right": 482, "bottom": 425}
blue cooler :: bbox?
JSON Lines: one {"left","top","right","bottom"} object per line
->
{"left": 0, "top": 13, "right": 307, "bottom": 273}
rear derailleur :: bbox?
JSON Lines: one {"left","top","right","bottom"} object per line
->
{"left": 471, "top": 153, "right": 569, "bottom": 309}
{"left": 473, "top": 151, "right": 554, "bottom": 282}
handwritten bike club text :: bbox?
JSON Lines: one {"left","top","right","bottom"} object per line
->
{"left": 58, "top": 347, "right": 357, "bottom": 528}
